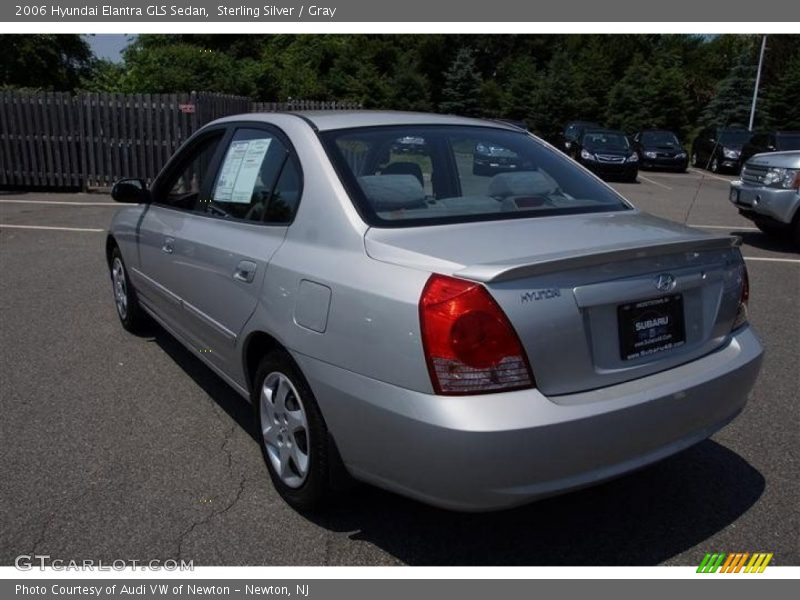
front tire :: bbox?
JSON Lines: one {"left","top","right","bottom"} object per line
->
{"left": 109, "top": 247, "right": 147, "bottom": 333}
{"left": 691, "top": 151, "right": 699, "bottom": 167}
{"left": 710, "top": 157, "right": 720, "bottom": 173}
{"left": 253, "top": 350, "right": 331, "bottom": 511}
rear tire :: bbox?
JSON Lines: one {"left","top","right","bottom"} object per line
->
{"left": 710, "top": 157, "right": 720, "bottom": 173}
{"left": 253, "top": 350, "right": 331, "bottom": 512}
{"left": 109, "top": 247, "right": 147, "bottom": 334}
{"left": 691, "top": 151, "right": 699, "bottom": 167}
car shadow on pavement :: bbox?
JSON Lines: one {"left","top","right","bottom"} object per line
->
{"left": 735, "top": 230, "right": 798, "bottom": 254}
{"left": 146, "top": 321, "right": 765, "bottom": 567}
{"left": 313, "top": 441, "right": 764, "bottom": 566}
{"left": 146, "top": 325, "right": 260, "bottom": 440}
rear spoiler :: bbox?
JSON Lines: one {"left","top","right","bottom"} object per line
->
{"left": 456, "top": 234, "right": 741, "bottom": 283}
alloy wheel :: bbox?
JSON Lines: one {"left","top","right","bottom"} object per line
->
{"left": 111, "top": 257, "right": 128, "bottom": 319}
{"left": 260, "top": 372, "right": 310, "bottom": 488}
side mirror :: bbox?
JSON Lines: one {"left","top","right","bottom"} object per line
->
{"left": 111, "top": 178, "right": 150, "bottom": 204}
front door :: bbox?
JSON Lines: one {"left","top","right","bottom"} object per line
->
{"left": 153, "top": 126, "right": 303, "bottom": 377}
{"left": 134, "top": 129, "right": 226, "bottom": 333}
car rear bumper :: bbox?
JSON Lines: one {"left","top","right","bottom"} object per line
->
{"left": 729, "top": 179, "right": 800, "bottom": 225}
{"left": 294, "top": 326, "right": 762, "bottom": 511}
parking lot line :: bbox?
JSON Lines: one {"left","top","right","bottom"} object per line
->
{"left": 0, "top": 224, "right": 104, "bottom": 233}
{"left": 688, "top": 168, "right": 735, "bottom": 183}
{"left": 0, "top": 199, "right": 119, "bottom": 206}
{"left": 743, "top": 256, "right": 800, "bottom": 264}
{"left": 690, "top": 224, "right": 760, "bottom": 231}
{"left": 637, "top": 175, "right": 673, "bottom": 190}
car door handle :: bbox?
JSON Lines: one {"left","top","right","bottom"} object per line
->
{"left": 233, "top": 260, "right": 257, "bottom": 283}
{"left": 161, "top": 237, "right": 175, "bottom": 254}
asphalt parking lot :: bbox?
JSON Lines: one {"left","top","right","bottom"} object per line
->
{"left": 1, "top": 168, "right": 798, "bottom": 567}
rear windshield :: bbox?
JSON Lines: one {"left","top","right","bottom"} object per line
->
{"left": 777, "top": 134, "right": 800, "bottom": 151}
{"left": 641, "top": 131, "right": 680, "bottom": 147}
{"left": 321, "top": 125, "right": 630, "bottom": 227}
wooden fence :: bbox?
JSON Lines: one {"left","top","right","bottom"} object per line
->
{"left": 0, "top": 91, "right": 360, "bottom": 190}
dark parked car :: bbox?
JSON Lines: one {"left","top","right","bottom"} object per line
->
{"left": 691, "top": 127, "right": 753, "bottom": 173}
{"left": 573, "top": 129, "right": 639, "bottom": 181}
{"left": 392, "top": 135, "right": 427, "bottom": 154}
{"left": 555, "top": 120, "right": 600, "bottom": 153}
{"left": 632, "top": 130, "right": 688, "bottom": 171}
{"left": 472, "top": 141, "right": 522, "bottom": 175}
{"left": 739, "top": 130, "right": 800, "bottom": 168}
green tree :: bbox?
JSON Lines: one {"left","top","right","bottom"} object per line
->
{"left": 119, "top": 40, "right": 255, "bottom": 95}
{"left": 762, "top": 52, "right": 800, "bottom": 129}
{"left": 527, "top": 51, "right": 582, "bottom": 139}
{"left": 606, "top": 56, "right": 691, "bottom": 137}
{"left": 499, "top": 56, "right": 539, "bottom": 122}
{"left": 439, "top": 48, "right": 482, "bottom": 116}
{"left": 81, "top": 58, "right": 125, "bottom": 92}
{"left": 0, "top": 34, "right": 92, "bottom": 91}
{"left": 701, "top": 53, "right": 759, "bottom": 128}
{"left": 389, "top": 59, "right": 433, "bottom": 112}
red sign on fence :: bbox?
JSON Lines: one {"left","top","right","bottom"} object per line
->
{"left": 179, "top": 103, "right": 196, "bottom": 114}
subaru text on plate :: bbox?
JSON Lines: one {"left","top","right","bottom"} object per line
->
{"left": 106, "top": 111, "right": 763, "bottom": 511}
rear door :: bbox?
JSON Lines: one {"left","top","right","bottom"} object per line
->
{"left": 161, "top": 125, "right": 302, "bottom": 376}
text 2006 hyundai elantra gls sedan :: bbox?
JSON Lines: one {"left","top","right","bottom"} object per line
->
{"left": 107, "top": 111, "right": 763, "bottom": 511}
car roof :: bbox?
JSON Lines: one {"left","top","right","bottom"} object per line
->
{"left": 216, "top": 110, "right": 522, "bottom": 132}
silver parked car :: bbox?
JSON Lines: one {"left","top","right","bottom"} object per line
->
{"left": 107, "top": 111, "right": 763, "bottom": 512}
{"left": 729, "top": 150, "right": 800, "bottom": 246}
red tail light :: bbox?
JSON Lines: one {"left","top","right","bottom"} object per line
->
{"left": 732, "top": 262, "right": 749, "bottom": 330}
{"left": 419, "top": 274, "right": 534, "bottom": 395}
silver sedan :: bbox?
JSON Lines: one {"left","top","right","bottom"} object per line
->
{"left": 107, "top": 111, "right": 763, "bottom": 511}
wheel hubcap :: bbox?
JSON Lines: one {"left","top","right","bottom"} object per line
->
{"left": 111, "top": 257, "right": 128, "bottom": 319}
{"left": 260, "top": 372, "right": 310, "bottom": 488}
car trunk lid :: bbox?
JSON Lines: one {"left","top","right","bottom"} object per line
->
{"left": 365, "top": 211, "right": 745, "bottom": 396}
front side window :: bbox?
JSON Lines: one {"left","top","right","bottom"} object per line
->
{"left": 160, "top": 133, "right": 223, "bottom": 209}
{"left": 322, "top": 125, "right": 630, "bottom": 227}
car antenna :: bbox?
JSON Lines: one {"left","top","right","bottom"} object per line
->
{"left": 683, "top": 122, "right": 730, "bottom": 225}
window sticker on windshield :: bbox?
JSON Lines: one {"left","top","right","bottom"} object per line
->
{"left": 214, "top": 138, "right": 272, "bottom": 203}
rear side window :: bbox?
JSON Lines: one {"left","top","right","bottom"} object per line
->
{"left": 322, "top": 125, "right": 629, "bottom": 227}
{"left": 264, "top": 155, "right": 301, "bottom": 223}
{"left": 208, "top": 128, "right": 300, "bottom": 223}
